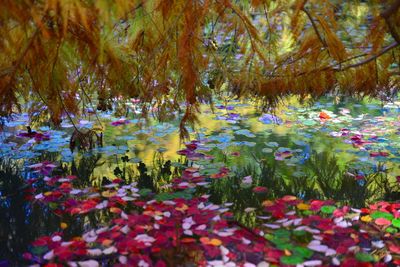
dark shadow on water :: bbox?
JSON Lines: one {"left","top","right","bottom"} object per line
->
{"left": 0, "top": 160, "right": 61, "bottom": 265}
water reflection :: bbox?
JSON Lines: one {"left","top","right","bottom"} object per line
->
{"left": 207, "top": 150, "right": 400, "bottom": 226}
{"left": 2, "top": 144, "right": 400, "bottom": 264}
{"left": 0, "top": 160, "right": 62, "bottom": 265}
{"left": 2, "top": 96, "right": 400, "bottom": 263}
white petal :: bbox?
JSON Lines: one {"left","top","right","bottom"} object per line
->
{"left": 119, "top": 256, "right": 128, "bottom": 264}
{"left": 43, "top": 250, "right": 54, "bottom": 260}
{"left": 307, "top": 244, "right": 328, "bottom": 253}
{"left": 303, "top": 260, "right": 322, "bottom": 266}
{"left": 257, "top": 262, "right": 269, "bottom": 267}
{"left": 51, "top": 235, "right": 62, "bottom": 242}
{"left": 103, "top": 246, "right": 117, "bottom": 255}
{"left": 87, "top": 249, "right": 102, "bottom": 256}
{"left": 77, "top": 260, "right": 99, "bottom": 267}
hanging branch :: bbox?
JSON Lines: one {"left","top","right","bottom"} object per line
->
{"left": 1, "top": 29, "right": 39, "bottom": 94}
{"left": 302, "top": 8, "right": 327, "bottom": 48}
{"left": 76, "top": 69, "right": 104, "bottom": 131}
{"left": 381, "top": 0, "right": 400, "bottom": 44}
{"left": 336, "top": 42, "right": 399, "bottom": 71}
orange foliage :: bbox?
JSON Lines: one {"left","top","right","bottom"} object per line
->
{"left": 0, "top": 0, "right": 399, "bottom": 133}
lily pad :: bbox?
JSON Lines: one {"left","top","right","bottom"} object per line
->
{"left": 392, "top": 218, "right": 400, "bottom": 228}
{"left": 355, "top": 252, "right": 375, "bottom": 262}
{"left": 280, "top": 255, "right": 304, "bottom": 265}
{"left": 320, "top": 205, "right": 336, "bottom": 214}
{"left": 371, "top": 211, "right": 394, "bottom": 220}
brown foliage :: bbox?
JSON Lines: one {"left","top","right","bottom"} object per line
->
{"left": 0, "top": 0, "right": 399, "bottom": 135}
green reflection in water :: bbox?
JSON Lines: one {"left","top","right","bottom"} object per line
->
{"left": 2, "top": 96, "right": 400, "bottom": 263}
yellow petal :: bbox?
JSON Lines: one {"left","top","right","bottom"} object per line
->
{"left": 209, "top": 238, "right": 222, "bottom": 246}
{"left": 102, "top": 190, "right": 117, "bottom": 198}
{"left": 262, "top": 200, "right": 274, "bottom": 207}
{"left": 176, "top": 204, "right": 188, "bottom": 212}
{"left": 60, "top": 222, "right": 68, "bottom": 229}
{"left": 297, "top": 203, "right": 310, "bottom": 210}
{"left": 102, "top": 239, "right": 113, "bottom": 246}
{"left": 284, "top": 249, "right": 291, "bottom": 256}
{"left": 361, "top": 215, "right": 372, "bottom": 223}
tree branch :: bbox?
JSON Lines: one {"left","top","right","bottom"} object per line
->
{"left": 384, "top": 18, "right": 400, "bottom": 44}
{"left": 302, "top": 8, "right": 327, "bottom": 48}
{"left": 381, "top": 0, "right": 400, "bottom": 18}
{"left": 381, "top": 0, "right": 400, "bottom": 44}
{"left": 336, "top": 41, "right": 399, "bottom": 71}
{"left": 1, "top": 29, "right": 39, "bottom": 86}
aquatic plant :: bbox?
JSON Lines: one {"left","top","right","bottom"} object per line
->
{"left": 70, "top": 128, "right": 103, "bottom": 152}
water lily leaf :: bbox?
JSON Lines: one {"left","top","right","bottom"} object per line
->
{"left": 157, "top": 147, "right": 167, "bottom": 153}
{"left": 274, "top": 229, "right": 291, "bottom": 239}
{"left": 392, "top": 218, "right": 400, "bottom": 228}
{"left": 171, "top": 162, "right": 185, "bottom": 168}
{"left": 293, "top": 246, "right": 313, "bottom": 259}
{"left": 276, "top": 242, "right": 294, "bottom": 250}
{"left": 262, "top": 148, "right": 273, "bottom": 153}
{"left": 259, "top": 114, "right": 282, "bottom": 124}
{"left": 155, "top": 191, "right": 192, "bottom": 201}
{"left": 371, "top": 211, "right": 394, "bottom": 220}
{"left": 200, "top": 168, "right": 219, "bottom": 175}
{"left": 355, "top": 252, "right": 375, "bottom": 262}
{"left": 138, "top": 188, "right": 152, "bottom": 197}
{"left": 292, "top": 230, "right": 313, "bottom": 243}
{"left": 31, "top": 246, "right": 48, "bottom": 255}
{"left": 320, "top": 205, "right": 336, "bottom": 214}
{"left": 131, "top": 157, "right": 142, "bottom": 163}
{"left": 265, "top": 142, "right": 279, "bottom": 147}
{"left": 386, "top": 227, "right": 398, "bottom": 233}
{"left": 303, "top": 120, "right": 317, "bottom": 126}
{"left": 235, "top": 129, "right": 256, "bottom": 138}
{"left": 280, "top": 255, "right": 304, "bottom": 265}
{"left": 49, "top": 202, "right": 58, "bottom": 209}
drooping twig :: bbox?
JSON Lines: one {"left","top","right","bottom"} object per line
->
{"left": 381, "top": 0, "right": 400, "bottom": 44}
{"left": 336, "top": 42, "right": 399, "bottom": 71}
{"left": 302, "top": 8, "right": 327, "bottom": 48}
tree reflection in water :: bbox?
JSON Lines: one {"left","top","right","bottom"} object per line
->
{"left": 0, "top": 160, "right": 61, "bottom": 265}
{"left": 2, "top": 147, "right": 400, "bottom": 264}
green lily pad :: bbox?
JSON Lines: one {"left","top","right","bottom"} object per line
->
{"left": 303, "top": 119, "right": 317, "bottom": 126}
{"left": 49, "top": 202, "right": 58, "bottom": 209}
{"left": 276, "top": 242, "right": 294, "bottom": 250}
{"left": 155, "top": 191, "right": 192, "bottom": 201}
{"left": 171, "top": 162, "right": 185, "bottom": 168}
{"left": 292, "top": 230, "right": 307, "bottom": 237}
{"left": 392, "top": 218, "right": 400, "bottom": 228}
{"left": 280, "top": 255, "right": 304, "bottom": 265}
{"left": 292, "top": 246, "right": 313, "bottom": 259}
{"left": 321, "top": 205, "right": 336, "bottom": 214}
{"left": 200, "top": 168, "right": 219, "bottom": 175}
{"left": 302, "top": 210, "right": 313, "bottom": 216}
{"left": 292, "top": 230, "right": 313, "bottom": 243}
{"left": 371, "top": 211, "right": 394, "bottom": 221}
{"left": 265, "top": 142, "right": 279, "bottom": 147}
{"left": 269, "top": 236, "right": 290, "bottom": 245}
{"left": 138, "top": 188, "right": 152, "bottom": 197}
{"left": 355, "top": 252, "right": 375, "bottom": 262}
{"left": 386, "top": 227, "right": 398, "bottom": 234}
{"left": 274, "top": 229, "right": 291, "bottom": 239}
{"left": 262, "top": 148, "right": 273, "bottom": 153}
{"left": 157, "top": 147, "right": 167, "bottom": 152}
{"left": 31, "top": 245, "right": 49, "bottom": 255}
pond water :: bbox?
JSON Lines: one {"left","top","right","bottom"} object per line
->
{"left": 2, "top": 96, "right": 400, "bottom": 265}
